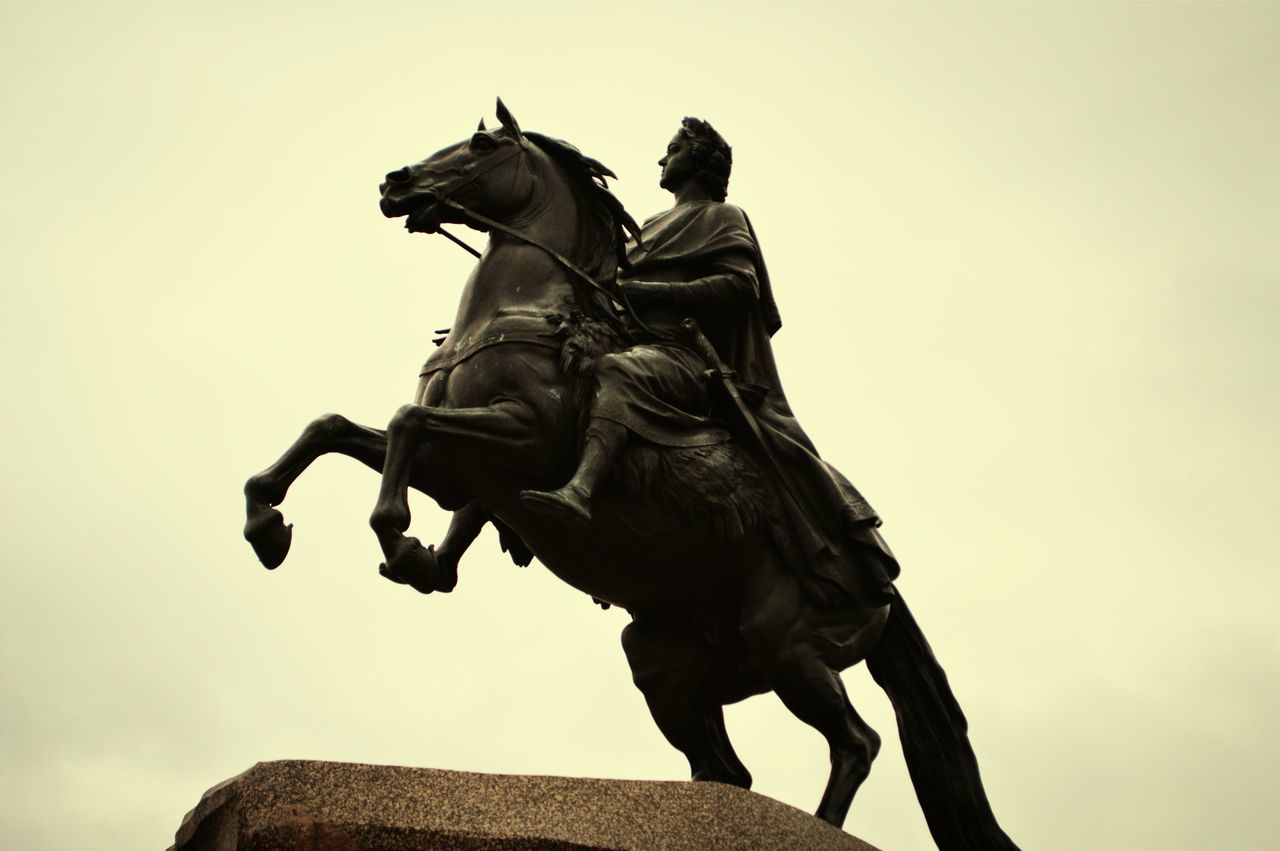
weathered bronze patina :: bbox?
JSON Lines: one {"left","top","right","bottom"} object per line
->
{"left": 244, "top": 100, "right": 1018, "bottom": 850}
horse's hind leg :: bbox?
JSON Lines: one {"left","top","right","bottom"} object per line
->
{"left": 621, "top": 616, "right": 752, "bottom": 789}
{"left": 739, "top": 554, "right": 889, "bottom": 827}
{"left": 244, "top": 414, "right": 390, "bottom": 568}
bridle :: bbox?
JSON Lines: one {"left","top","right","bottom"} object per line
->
{"left": 406, "top": 134, "right": 661, "bottom": 338}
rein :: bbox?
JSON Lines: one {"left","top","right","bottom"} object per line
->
{"left": 434, "top": 195, "right": 623, "bottom": 309}
{"left": 407, "top": 136, "right": 529, "bottom": 258}
{"left": 418, "top": 137, "right": 663, "bottom": 340}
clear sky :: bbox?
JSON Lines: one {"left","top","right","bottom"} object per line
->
{"left": 1, "top": 2, "right": 1276, "bottom": 849}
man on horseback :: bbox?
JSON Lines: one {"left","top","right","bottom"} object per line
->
{"left": 244, "top": 105, "right": 1021, "bottom": 846}
{"left": 521, "top": 117, "right": 898, "bottom": 608}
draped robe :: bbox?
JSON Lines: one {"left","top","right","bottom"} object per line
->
{"left": 595, "top": 200, "right": 898, "bottom": 606}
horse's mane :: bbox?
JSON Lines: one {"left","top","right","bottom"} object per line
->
{"left": 525, "top": 131, "right": 642, "bottom": 324}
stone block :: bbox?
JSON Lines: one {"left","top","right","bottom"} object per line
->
{"left": 170, "top": 760, "right": 880, "bottom": 850}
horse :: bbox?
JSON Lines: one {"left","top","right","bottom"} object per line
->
{"left": 243, "top": 100, "right": 1017, "bottom": 850}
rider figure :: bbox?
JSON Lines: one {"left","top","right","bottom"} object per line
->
{"left": 521, "top": 118, "right": 898, "bottom": 607}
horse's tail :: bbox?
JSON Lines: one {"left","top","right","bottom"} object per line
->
{"left": 865, "top": 591, "right": 1020, "bottom": 851}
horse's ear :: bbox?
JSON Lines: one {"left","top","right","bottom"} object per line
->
{"left": 477, "top": 117, "right": 486, "bottom": 132}
{"left": 495, "top": 97, "right": 522, "bottom": 139}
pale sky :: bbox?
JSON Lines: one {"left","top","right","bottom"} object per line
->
{"left": 1, "top": 2, "right": 1276, "bottom": 849}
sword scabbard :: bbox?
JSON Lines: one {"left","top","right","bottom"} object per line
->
{"left": 681, "top": 318, "right": 735, "bottom": 379}
{"left": 680, "top": 319, "right": 827, "bottom": 546}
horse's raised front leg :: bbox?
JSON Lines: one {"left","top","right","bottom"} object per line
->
{"left": 377, "top": 499, "right": 488, "bottom": 593}
{"left": 244, "top": 414, "right": 388, "bottom": 568}
{"left": 369, "top": 400, "right": 537, "bottom": 588}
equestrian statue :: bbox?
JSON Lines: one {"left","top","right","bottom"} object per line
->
{"left": 243, "top": 99, "right": 1019, "bottom": 850}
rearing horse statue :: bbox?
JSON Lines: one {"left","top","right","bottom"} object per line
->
{"left": 243, "top": 101, "right": 1017, "bottom": 850}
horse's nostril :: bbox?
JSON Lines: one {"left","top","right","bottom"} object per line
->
{"left": 386, "top": 167, "right": 413, "bottom": 184}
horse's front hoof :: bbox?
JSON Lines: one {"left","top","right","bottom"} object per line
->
{"left": 379, "top": 538, "right": 453, "bottom": 594}
{"left": 244, "top": 506, "right": 293, "bottom": 569}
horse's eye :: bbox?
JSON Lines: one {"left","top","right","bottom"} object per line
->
{"left": 470, "top": 132, "right": 498, "bottom": 153}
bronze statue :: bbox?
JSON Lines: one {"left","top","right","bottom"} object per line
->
{"left": 243, "top": 100, "right": 1018, "bottom": 850}
{"left": 519, "top": 116, "right": 896, "bottom": 609}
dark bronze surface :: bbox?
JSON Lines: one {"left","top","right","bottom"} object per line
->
{"left": 244, "top": 100, "right": 1018, "bottom": 849}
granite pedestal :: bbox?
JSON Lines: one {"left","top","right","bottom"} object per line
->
{"left": 170, "top": 760, "right": 881, "bottom": 850}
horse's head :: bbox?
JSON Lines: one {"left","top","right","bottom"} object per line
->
{"left": 380, "top": 99, "right": 539, "bottom": 234}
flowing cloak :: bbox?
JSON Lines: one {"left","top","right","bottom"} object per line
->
{"left": 596, "top": 200, "right": 899, "bottom": 606}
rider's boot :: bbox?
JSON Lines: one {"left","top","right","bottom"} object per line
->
{"left": 520, "top": 420, "right": 626, "bottom": 525}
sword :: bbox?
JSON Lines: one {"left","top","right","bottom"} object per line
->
{"left": 680, "top": 319, "right": 828, "bottom": 549}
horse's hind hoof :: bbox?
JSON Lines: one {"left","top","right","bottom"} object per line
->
{"left": 244, "top": 506, "right": 293, "bottom": 569}
{"left": 379, "top": 538, "right": 455, "bottom": 594}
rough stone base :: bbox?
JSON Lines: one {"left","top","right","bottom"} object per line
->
{"left": 170, "top": 760, "right": 880, "bottom": 850}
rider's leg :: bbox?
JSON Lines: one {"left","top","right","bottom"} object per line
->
{"left": 621, "top": 615, "right": 752, "bottom": 788}
{"left": 521, "top": 344, "right": 710, "bottom": 524}
{"left": 738, "top": 551, "right": 889, "bottom": 827}
{"left": 519, "top": 418, "right": 626, "bottom": 524}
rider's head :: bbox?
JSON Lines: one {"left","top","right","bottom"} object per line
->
{"left": 676, "top": 117, "right": 732, "bottom": 202}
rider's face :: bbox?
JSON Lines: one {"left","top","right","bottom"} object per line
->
{"left": 658, "top": 132, "right": 698, "bottom": 193}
